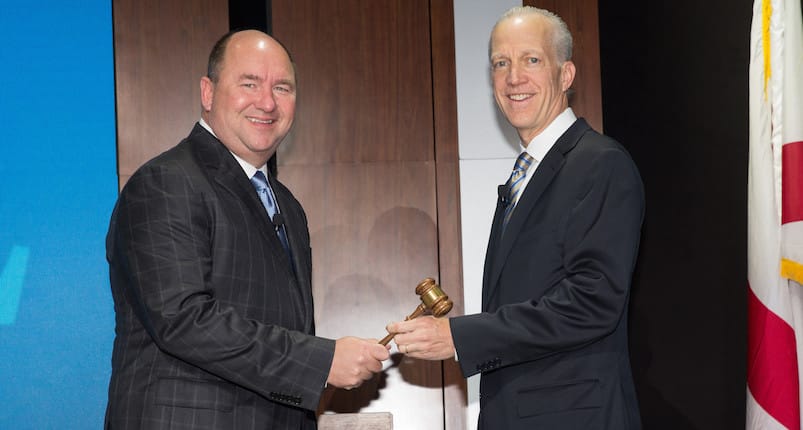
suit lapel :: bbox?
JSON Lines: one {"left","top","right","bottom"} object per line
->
{"left": 482, "top": 187, "right": 508, "bottom": 309}
{"left": 269, "top": 175, "right": 315, "bottom": 330}
{"left": 483, "top": 119, "right": 591, "bottom": 308}
{"left": 189, "top": 124, "right": 296, "bottom": 276}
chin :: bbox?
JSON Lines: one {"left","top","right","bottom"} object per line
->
{"left": 508, "top": 119, "right": 537, "bottom": 130}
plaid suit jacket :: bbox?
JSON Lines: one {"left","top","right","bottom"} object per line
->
{"left": 105, "top": 124, "right": 334, "bottom": 429}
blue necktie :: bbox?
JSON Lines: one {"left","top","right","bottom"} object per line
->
{"left": 250, "top": 171, "right": 291, "bottom": 257}
{"left": 503, "top": 152, "right": 535, "bottom": 228}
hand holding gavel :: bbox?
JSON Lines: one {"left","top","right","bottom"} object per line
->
{"left": 379, "top": 278, "right": 453, "bottom": 346}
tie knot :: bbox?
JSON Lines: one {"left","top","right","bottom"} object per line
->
{"left": 513, "top": 152, "right": 534, "bottom": 172}
{"left": 251, "top": 170, "right": 269, "bottom": 191}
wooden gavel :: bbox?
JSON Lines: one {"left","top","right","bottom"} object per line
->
{"left": 379, "top": 277, "right": 453, "bottom": 346}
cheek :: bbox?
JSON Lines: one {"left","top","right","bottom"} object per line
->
{"left": 492, "top": 84, "right": 507, "bottom": 104}
{"left": 232, "top": 95, "right": 253, "bottom": 111}
{"left": 220, "top": 90, "right": 252, "bottom": 111}
{"left": 550, "top": 71, "right": 566, "bottom": 92}
{"left": 280, "top": 99, "right": 296, "bottom": 116}
{"left": 492, "top": 75, "right": 506, "bottom": 91}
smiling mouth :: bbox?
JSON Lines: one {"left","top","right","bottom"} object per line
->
{"left": 248, "top": 118, "right": 275, "bottom": 124}
{"left": 508, "top": 94, "right": 532, "bottom": 101}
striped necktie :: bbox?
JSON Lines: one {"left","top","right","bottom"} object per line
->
{"left": 503, "top": 152, "right": 535, "bottom": 227}
{"left": 250, "top": 171, "right": 291, "bottom": 257}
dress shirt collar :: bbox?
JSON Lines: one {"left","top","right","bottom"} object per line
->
{"left": 198, "top": 118, "right": 267, "bottom": 178}
{"left": 521, "top": 107, "right": 577, "bottom": 162}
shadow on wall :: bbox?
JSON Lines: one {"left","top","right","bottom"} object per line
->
{"left": 313, "top": 206, "right": 442, "bottom": 415}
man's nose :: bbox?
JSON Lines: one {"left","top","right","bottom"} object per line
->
{"left": 256, "top": 88, "right": 277, "bottom": 111}
{"left": 506, "top": 63, "right": 525, "bottom": 85}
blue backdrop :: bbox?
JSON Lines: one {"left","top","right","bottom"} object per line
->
{"left": 0, "top": 2, "right": 117, "bottom": 428}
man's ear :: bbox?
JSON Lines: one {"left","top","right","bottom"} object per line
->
{"left": 560, "top": 60, "right": 576, "bottom": 92}
{"left": 200, "top": 77, "right": 214, "bottom": 112}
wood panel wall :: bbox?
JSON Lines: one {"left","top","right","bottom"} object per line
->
{"left": 525, "top": 0, "right": 603, "bottom": 131}
{"left": 429, "top": 1, "right": 466, "bottom": 428}
{"left": 271, "top": 1, "right": 464, "bottom": 429}
{"left": 114, "top": 1, "right": 465, "bottom": 429}
{"left": 112, "top": 0, "right": 228, "bottom": 188}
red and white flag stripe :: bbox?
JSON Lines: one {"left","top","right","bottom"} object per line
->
{"left": 748, "top": 0, "right": 803, "bottom": 428}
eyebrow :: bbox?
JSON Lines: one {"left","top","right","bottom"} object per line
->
{"left": 492, "top": 51, "right": 547, "bottom": 66}
{"left": 239, "top": 74, "right": 263, "bottom": 82}
{"left": 274, "top": 78, "right": 295, "bottom": 88}
{"left": 238, "top": 74, "right": 295, "bottom": 88}
{"left": 518, "top": 49, "right": 543, "bottom": 57}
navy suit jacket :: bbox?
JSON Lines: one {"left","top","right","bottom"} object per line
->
{"left": 105, "top": 124, "right": 334, "bottom": 429}
{"left": 451, "top": 119, "right": 644, "bottom": 429}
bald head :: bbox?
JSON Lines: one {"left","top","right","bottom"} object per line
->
{"left": 207, "top": 30, "right": 295, "bottom": 84}
{"left": 490, "top": 6, "right": 572, "bottom": 64}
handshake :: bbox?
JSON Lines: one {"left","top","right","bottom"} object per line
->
{"left": 325, "top": 278, "right": 456, "bottom": 390}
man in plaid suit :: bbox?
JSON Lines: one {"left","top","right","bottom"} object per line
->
{"left": 105, "top": 30, "right": 389, "bottom": 429}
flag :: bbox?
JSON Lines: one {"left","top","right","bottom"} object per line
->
{"left": 748, "top": 0, "right": 803, "bottom": 428}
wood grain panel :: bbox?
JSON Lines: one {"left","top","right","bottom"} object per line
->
{"left": 115, "top": 0, "right": 467, "bottom": 428}
{"left": 272, "top": 0, "right": 434, "bottom": 165}
{"left": 272, "top": 1, "right": 465, "bottom": 428}
{"left": 280, "top": 162, "right": 444, "bottom": 429}
{"left": 113, "top": 0, "right": 228, "bottom": 189}
{"left": 430, "top": 0, "right": 467, "bottom": 428}
{"left": 282, "top": 162, "right": 440, "bottom": 321}
{"left": 525, "top": 0, "right": 603, "bottom": 132}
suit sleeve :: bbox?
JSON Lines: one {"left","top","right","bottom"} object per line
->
{"left": 450, "top": 147, "right": 644, "bottom": 377}
{"left": 108, "top": 161, "right": 334, "bottom": 410}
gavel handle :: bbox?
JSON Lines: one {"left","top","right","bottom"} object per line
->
{"left": 378, "top": 305, "right": 426, "bottom": 346}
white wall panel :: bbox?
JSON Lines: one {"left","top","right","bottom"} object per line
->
{"left": 454, "top": 0, "right": 521, "bottom": 161}
{"left": 454, "top": 2, "right": 522, "bottom": 428}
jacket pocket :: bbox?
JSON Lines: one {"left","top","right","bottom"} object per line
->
{"left": 517, "top": 378, "right": 601, "bottom": 417}
{"left": 154, "top": 377, "right": 235, "bottom": 412}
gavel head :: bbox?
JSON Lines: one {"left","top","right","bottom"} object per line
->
{"left": 415, "top": 278, "right": 453, "bottom": 317}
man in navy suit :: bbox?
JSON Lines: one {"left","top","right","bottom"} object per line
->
{"left": 105, "top": 30, "right": 389, "bottom": 429}
{"left": 387, "top": 6, "right": 644, "bottom": 429}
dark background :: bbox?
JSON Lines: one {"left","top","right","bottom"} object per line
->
{"left": 599, "top": 1, "right": 751, "bottom": 428}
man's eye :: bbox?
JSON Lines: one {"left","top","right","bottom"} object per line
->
{"left": 528, "top": 57, "right": 540, "bottom": 64}
{"left": 493, "top": 60, "right": 507, "bottom": 69}
{"left": 274, "top": 86, "right": 290, "bottom": 93}
{"left": 242, "top": 83, "right": 257, "bottom": 88}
